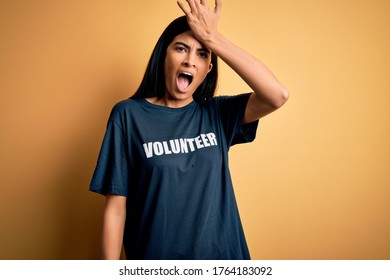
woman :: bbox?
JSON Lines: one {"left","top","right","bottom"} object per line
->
{"left": 90, "top": 0, "right": 288, "bottom": 260}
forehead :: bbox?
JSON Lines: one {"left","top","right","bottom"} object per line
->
{"left": 170, "top": 30, "right": 209, "bottom": 50}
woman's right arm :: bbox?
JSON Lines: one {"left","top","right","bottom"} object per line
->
{"left": 101, "top": 194, "right": 127, "bottom": 260}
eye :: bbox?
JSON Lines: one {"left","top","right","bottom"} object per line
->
{"left": 198, "top": 51, "right": 209, "bottom": 59}
{"left": 175, "top": 46, "right": 187, "bottom": 53}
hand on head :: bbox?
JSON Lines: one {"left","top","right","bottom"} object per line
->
{"left": 177, "top": 0, "right": 222, "bottom": 44}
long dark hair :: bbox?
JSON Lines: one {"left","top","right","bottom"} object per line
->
{"left": 131, "top": 16, "right": 218, "bottom": 103}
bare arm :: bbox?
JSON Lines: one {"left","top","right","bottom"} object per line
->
{"left": 101, "top": 194, "right": 126, "bottom": 260}
{"left": 178, "top": 0, "right": 289, "bottom": 122}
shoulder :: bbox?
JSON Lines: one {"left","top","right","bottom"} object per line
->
{"left": 109, "top": 98, "right": 142, "bottom": 119}
{"left": 111, "top": 98, "right": 139, "bottom": 112}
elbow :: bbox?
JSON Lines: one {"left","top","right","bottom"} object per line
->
{"left": 280, "top": 87, "right": 290, "bottom": 106}
{"left": 272, "top": 87, "right": 289, "bottom": 109}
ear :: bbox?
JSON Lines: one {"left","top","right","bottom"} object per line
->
{"left": 207, "top": 63, "right": 213, "bottom": 73}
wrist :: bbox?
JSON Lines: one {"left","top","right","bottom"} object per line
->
{"left": 202, "top": 32, "right": 226, "bottom": 55}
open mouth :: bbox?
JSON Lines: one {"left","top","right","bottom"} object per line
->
{"left": 177, "top": 72, "right": 193, "bottom": 92}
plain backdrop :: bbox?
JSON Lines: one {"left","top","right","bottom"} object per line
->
{"left": 1, "top": 0, "right": 389, "bottom": 259}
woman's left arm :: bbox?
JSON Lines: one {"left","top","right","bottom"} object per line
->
{"left": 178, "top": 0, "right": 289, "bottom": 123}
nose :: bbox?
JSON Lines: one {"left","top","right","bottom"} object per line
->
{"left": 183, "top": 61, "right": 193, "bottom": 67}
{"left": 183, "top": 53, "right": 196, "bottom": 68}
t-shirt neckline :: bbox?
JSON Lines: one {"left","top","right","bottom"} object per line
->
{"left": 139, "top": 98, "right": 197, "bottom": 112}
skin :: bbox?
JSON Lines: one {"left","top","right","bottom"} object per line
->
{"left": 101, "top": 194, "right": 126, "bottom": 259}
{"left": 101, "top": 0, "right": 289, "bottom": 259}
{"left": 147, "top": 30, "right": 213, "bottom": 108}
{"left": 177, "top": 0, "right": 289, "bottom": 122}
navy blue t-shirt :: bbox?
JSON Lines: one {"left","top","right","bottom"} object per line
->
{"left": 90, "top": 93, "right": 259, "bottom": 259}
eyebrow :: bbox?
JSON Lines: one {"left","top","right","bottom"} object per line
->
{"left": 174, "top": 41, "right": 211, "bottom": 54}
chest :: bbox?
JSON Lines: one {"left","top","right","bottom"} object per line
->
{"left": 124, "top": 105, "right": 226, "bottom": 173}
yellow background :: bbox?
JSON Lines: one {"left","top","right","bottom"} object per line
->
{"left": 1, "top": 0, "right": 389, "bottom": 259}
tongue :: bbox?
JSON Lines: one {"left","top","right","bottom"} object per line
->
{"left": 177, "top": 75, "right": 190, "bottom": 92}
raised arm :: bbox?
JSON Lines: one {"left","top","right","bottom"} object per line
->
{"left": 177, "top": 0, "right": 289, "bottom": 122}
{"left": 101, "top": 194, "right": 126, "bottom": 259}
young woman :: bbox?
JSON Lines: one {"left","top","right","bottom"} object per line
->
{"left": 90, "top": 0, "right": 288, "bottom": 260}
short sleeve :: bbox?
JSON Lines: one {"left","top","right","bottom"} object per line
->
{"left": 215, "top": 93, "right": 259, "bottom": 147}
{"left": 89, "top": 119, "right": 129, "bottom": 197}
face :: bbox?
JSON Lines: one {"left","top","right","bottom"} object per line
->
{"left": 164, "top": 30, "right": 213, "bottom": 106}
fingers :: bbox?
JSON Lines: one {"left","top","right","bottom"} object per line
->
{"left": 214, "top": 0, "right": 222, "bottom": 15}
{"left": 177, "top": 0, "right": 191, "bottom": 15}
{"left": 193, "top": 0, "right": 204, "bottom": 13}
{"left": 199, "top": 0, "right": 209, "bottom": 9}
{"left": 186, "top": 0, "right": 199, "bottom": 15}
{"left": 177, "top": 0, "right": 200, "bottom": 16}
{"left": 178, "top": 0, "right": 216, "bottom": 16}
